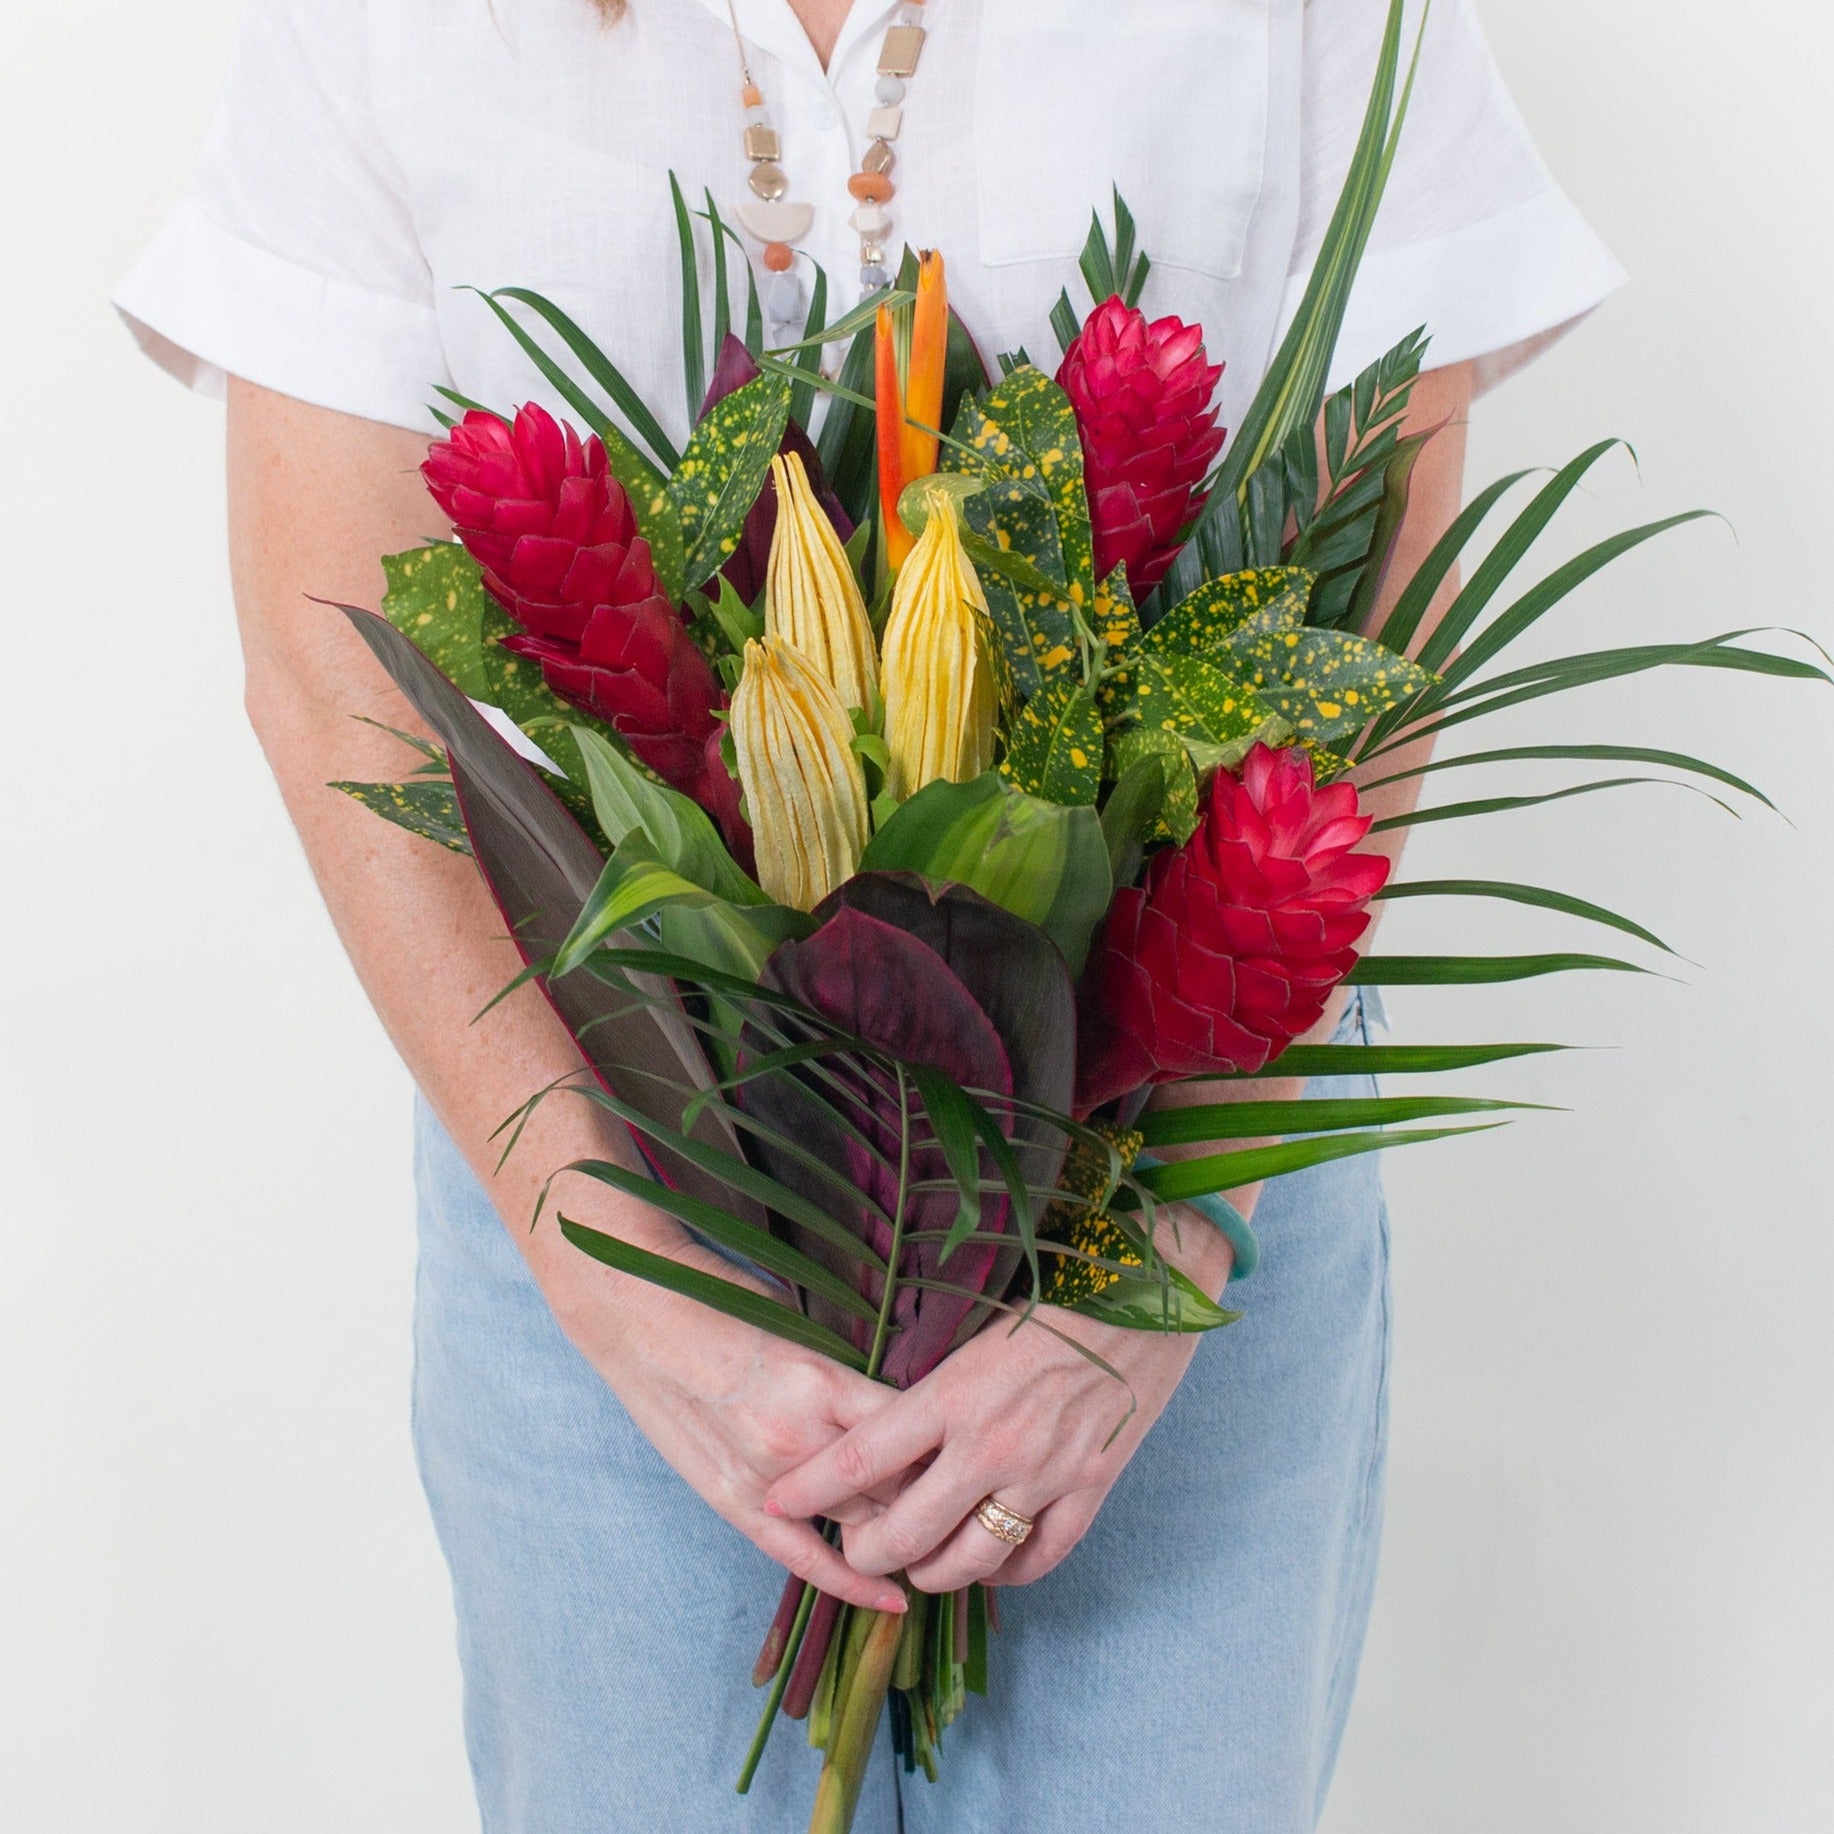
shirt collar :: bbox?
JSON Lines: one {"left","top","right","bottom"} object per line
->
{"left": 683, "top": 0, "right": 907, "bottom": 90}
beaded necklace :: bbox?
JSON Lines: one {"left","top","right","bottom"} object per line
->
{"left": 722, "top": 0, "right": 929, "bottom": 333}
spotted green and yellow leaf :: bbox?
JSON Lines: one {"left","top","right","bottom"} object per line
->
{"left": 333, "top": 779, "right": 471, "bottom": 854}
{"left": 1000, "top": 677, "right": 1102, "bottom": 806}
{"left": 1144, "top": 567, "right": 1314, "bottom": 661}
{"left": 667, "top": 373, "right": 793, "bottom": 587}
{"left": 1108, "top": 728, "right": 1200, "bottom": 845}
{"left": 1227, "top": 626, "right": 1435, "bottom": 744}
{"left": 382, "top": 544, "right": 493, "bottom": 700}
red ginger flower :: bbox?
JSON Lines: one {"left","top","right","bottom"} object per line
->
{"left": 1077, "top": 744, "right": 1388, "bottom": 1114}
{"left": 1056, "top": 296, "right": 1227, "bottom": 599}
{"left": 422, "top": 406, "right": 746, "bottom": 850}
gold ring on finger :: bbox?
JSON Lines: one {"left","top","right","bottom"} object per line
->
{"left": 973, "top": 1495, "right": 1035, "bottom": 1547}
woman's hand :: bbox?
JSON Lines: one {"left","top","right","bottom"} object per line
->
{"left": 548, "top": 1211, "right": 912, "bottom": 1616}
{"left": 762, "top": 1299, "right": 1210, "bottom": 1595}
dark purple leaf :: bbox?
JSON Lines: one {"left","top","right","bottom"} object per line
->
{"left": 339, "top": 606, "right": 764, "bottom": 1228}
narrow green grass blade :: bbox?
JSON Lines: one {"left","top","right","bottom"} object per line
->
{"left": 910, "top": 1066, "right": 986, "bottom": 1263}
{"left": 1421, "top": 510, "right": 1719, "bottom": 705}
{"left": 1358, "top": 742, "right": 1776, "bottom": 809}
{"left": 1415, "top": 439, "right": 1628, "bottom": 676}
{"left": 563, "top": 1162, "right": 880, "bottom": 1324}
{"left": 1378, "top": 878, "right": 1676, "bottom": 954}
{"left": 704, "top": 189, "right": 732, "bottom": 359}
{"left": 670, "top": 171, "right": 705, "bottom": 422}
{"left": 1135, "top": 1123, "right": 1500, "bottom": 1203}
{"left": 769, "top": 289, "right": 914, "bottom": 355}
{"left": 1376, "top": 468, "right": 1537, "bottom": 655}
{"left": 559, "top": 1219, "right": 868, "bottom": 1367}
{"left": 1137, "top": 1094, "right": 1533, "bottom": 1147}
{"left": 788, "top": 264, "right": 828, "bottom": 431}
{"left": 1371, "top": 777, "right": 1713, "bottom": 832}
{"left": 567, "top": 1086, "right": 893, "bottom": 1270}
{"left": 489, "top": 287, "right": 681, "bottom": 470}
{"left": 1215, "top": 1040, "right": 1568, "bottom": 1080}
{"left": 1368, "top": 634, "right": 1829, "bottom": 754}
{"left": 1348, "top": 952, "right": 1646, "bottom": 985}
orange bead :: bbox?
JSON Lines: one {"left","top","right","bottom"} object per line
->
{"left": 847, "top": 171, "right": 894, "bottom": 203}
{"left": 741, "top": 82, "right": 763, "bottom": 107}
{"left": 762, "top": 241, "right": 795, "bottom": 272}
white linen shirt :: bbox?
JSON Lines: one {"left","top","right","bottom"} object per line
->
{"left": 115, "top": 0, "right": 1624, "bottom": 447}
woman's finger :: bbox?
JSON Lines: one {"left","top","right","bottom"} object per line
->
{"left": 753, "top": 1514, "right": 909, "bottom": 1615}
{"left": 839, "top": 1452, "right": 1053, "bottom": 1581}
{"left": 985, "top": 1490, "right": 1100, "bottom": 1588}
{"left": 765, "top": 1389, "right": 945, "bottom": 1522}
{"left": 901, "top": 1481, "right": 1061, "bottom": 1595}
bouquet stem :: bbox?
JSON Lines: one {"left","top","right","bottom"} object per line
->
{"left": 808, "top": 1599, "right": 906, "bottom": 1834}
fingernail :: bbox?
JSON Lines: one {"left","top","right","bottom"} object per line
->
{"left": 877, "top": 1589, "right": 907, "bottom": 1613}
{"left": 762, "top": 1498, "right": 785, "bottom": 1518}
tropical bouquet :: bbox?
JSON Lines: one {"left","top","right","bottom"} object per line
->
{"left": 330, "top": 9, "right": 1821, "bottom": 1829}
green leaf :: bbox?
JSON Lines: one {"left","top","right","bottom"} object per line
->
{"left": 1136, "top": 1093, "right": 1533, "bottom": 1148}
{"left": 1377, "top": 877, "right": 1675, "bottom": 955}
{"left": 813, "top": 315, "right": 884, "bottom": 528}
{"left": 1371, "top": 777, "right": 1723, "bottom": 833}
{"left": 555, "top": 838, "right": 797, "bottom": 981}
{"left": 1107, "top": 728, "right": 1199, "bottom": 844}
{"left": 1358, "top": 741, "right": 1776, "bottom": 810}
{"left": 669, "top": 171, "right": 705, "bottom": 423}
{"left": 787, "top": 262, "right": 828, "bottom": 430}
{"left": 1347, "top": 952, "right": 1647, "bottom": 985}
{"left": 486, "top": 286, "right": 682, "bottom": 474}
{"left": 952, "top": 365, "right": 1095, "bottom": 601}
{"left": 1416, "top": 440, "right": 1630, "bottom": 677}
{"left": 1372, "top": 632, "right": 1830, "bottom": 753}
{"left": 559, "top": 1218, "right": 868, "bottom": 1368}
{"left": 1226, "top": 1040, "right": 1568, "bottom": 1080}
{"left": 1201, "top": 1041, "right": 1567, "bottom": 1081}
{"left": 1422, "top": 511, "right": 1722, "bottom": 711}
{"left": 667, "top": 373, "right": 794, "bottom": 587}
{"left": 1376, "top": 468, "right": 1539, "bottom": 657}
{"left": 381, "top": 543, "right": 492, "bottom": 699}
{"left": 1133, "top": 1124, "right": 1500, "bottom": 1204}
{"left": 1226, "top": 625, "right": 1435, "bottom": 744}
{"left": 860, "top": 772, "right": 1114, "bottom": 974}
{"left": 332, "top": 779, "right": 471, "bottom": 854}
{"left": 909, "top": 1065, "right": 986, "bottom": 1263}
{"left": 1066, "top": 1263, "right": 1240, "bottom": 1333}
{"left": 572, "top": 726, "right": 763, "bottom": 905}
{"left": 1098, "top": 749, "right": 1171, "bottom": 885}
{"left": 564, "top": 1156, "right": 880, "bottom": 1324}
{"left": 1144, "top": 568, "right": 1315, "bottom": 657}
{"left": 999, "top": 678, "right": 1102, "bottom": 806}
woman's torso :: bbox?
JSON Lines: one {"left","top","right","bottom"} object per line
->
{"left": 360, "top": 0, "right": 1305, "bottom": 438}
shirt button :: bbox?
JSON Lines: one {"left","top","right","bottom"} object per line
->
{"left": 812, "top": 100, "right": 841, "bottom": 131}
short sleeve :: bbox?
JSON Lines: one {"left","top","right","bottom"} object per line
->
{"left": 1285, "top": 0, "right": 1626, "bottom": 393}
{"left": 113, "top": 0, "right": 447, "bottom": 431}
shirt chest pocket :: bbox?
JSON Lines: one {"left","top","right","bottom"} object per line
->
{"left": 974, "top": 0, "right": 1272, "bottom": 281}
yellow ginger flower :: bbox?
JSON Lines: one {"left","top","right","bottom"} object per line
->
{"left": 730, "top": 637, "right": 871, "bottom": 912}
{"left": 879, "top": 494, "right": 999, "bottom": 800}
{"left": 764, "top": 452, "right": 878, "bottom": 714}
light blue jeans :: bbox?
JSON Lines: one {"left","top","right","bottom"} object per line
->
{"left": 412, "top": 998, "right": 1390, "bottom": 1833}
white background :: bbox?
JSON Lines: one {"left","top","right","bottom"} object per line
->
{"left": 3, "top": 3, "right": 1830, "bottom": 1829}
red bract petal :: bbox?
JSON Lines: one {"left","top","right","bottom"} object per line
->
{"left": 1077, "top": 743, "right": 1388, "bottom": 1108}
{"left": 1057, "top": 297, "right": 1227, "bottom": 598}
{"left": 422, "top": 402, "right": 749, "bottom": 852}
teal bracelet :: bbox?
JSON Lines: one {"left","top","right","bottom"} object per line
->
{"left": 1133, "top": 1153, "right": 1260, "bottom": 1284}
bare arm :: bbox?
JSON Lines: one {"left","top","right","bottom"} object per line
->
{"left": 228, "top": 381, "right": 905, "bottom": 1614}
{"left": 770, "top": 361, "right": 1476, "bottom": 1591}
